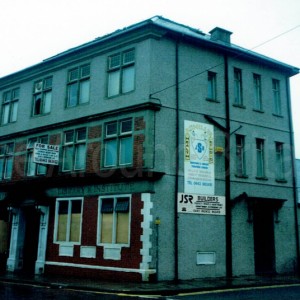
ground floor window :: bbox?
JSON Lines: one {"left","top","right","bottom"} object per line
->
{"left": 54, "top": 197, "right": 83, "bottom": 243}
{"left": 98, "top": 195, "right": 130, "bottom": 245}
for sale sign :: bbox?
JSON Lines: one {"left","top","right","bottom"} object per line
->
{"left": 33, "top": 143, "right": 59, "bottom": 165}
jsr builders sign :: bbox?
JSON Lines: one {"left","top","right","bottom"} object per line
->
{"left": 178, "top": 193, "right": 225, "bottom": 215}
{"left": 34, "top": 143, "right": 59, "bottom": 165}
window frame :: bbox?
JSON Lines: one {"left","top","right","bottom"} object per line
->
{"left": 107, "top": 49, "right": 135, "bottom": 98}
{"left": 0, "top": 142, "right": 14, "bottom": 180}
{"left": 1, "top": 88, "right": 19, "bottom": 125}
{"left": 103, "top": 118, "right": 133, "bottom": 168}
{"left": 272, "top": 79, "right": 281, "bottom": 116}
{"left": 235, "top": 135, "right": 247, "bottom": 177}
{"left": 32, "top": 77, "right": 52, "bottom": 116}
{"left": 26, "top": 135, "right": 48, "bottom": 176}
{"left": 207, "top": 71, "right": 217, "bottom": 101}
{"left": 66, "top": 64, "right": 90, "bottom": 108}
{"left": 256, "top": 138, "right": 266, "bottom": 179}
{"left": 62, "top": 127, "right": 87, "bottom": 172}
{"left": 253, "top": 73, "right": 263, "bottom": 111}
{"left": 233, "top": 68, "right": 243, "bottom": 107}
{"left": 275, "top": 142, "right": 285, "bottom": 181}
{"left": 97, "top": 195, "right": 131, "bottom": 246}
{"left": 54, "top": 197, "right": 83, "bottom": 244}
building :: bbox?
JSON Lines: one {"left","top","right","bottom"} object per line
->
{"left": 297, "top": 160, "right": 300, "bottom": 203}
{"left": 0, "top": 16, "right": 299, "bottom": 282}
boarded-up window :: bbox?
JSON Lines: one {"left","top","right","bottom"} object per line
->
{"left": 55, "top": 198, "right": 83, "bottom": 243}
{"left": 99, "top": 196, "right": 130, "bottom": 245}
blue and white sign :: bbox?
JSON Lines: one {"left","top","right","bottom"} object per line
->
{"left": 184, "top": 121, "right": 214, "bottom": 195}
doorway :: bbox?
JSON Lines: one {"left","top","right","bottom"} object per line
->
{"left": 253, "top": 204, "right": 276, "bottom": 275}
{"left": 22, "top": 207, "right": 40, "bottom": 274}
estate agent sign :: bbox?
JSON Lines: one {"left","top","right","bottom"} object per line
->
{"left": 184, "top": 121, "right": 215, "bottom": 195}
{"left": 34, "top": 143, "right": 59, "bottom": 165}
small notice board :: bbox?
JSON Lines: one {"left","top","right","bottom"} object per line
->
{"left": 33, "top": 143, "right": 59, "bottom": 165}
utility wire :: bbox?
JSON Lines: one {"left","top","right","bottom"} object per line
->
{"left": 150, "top": 24, "right": 300, "bottom": 98}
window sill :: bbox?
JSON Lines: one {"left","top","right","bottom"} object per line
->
{"left": 253, "top": 109, "right": 264, "bottom": 113}
{"left": 206, "top": 98, "right": 220, "bottom": 103}
{"left": 272, "top": 113, "right": 283, "bottom": 118}
{"left": 256, "top": 176, "right": 268, "bottom": 181}
{"left": 235, "top": 174, "right": 248, "bottom": 179}
{"left": 233, "top": 103, "right": 246, "bottom": 109}
{"left": 276, "top": 179, "right": 287, "bottom": 183}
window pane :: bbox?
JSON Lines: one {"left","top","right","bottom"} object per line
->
{"left": 4, "top": 157, "right": 13, "bottom": 179}
{"left": 122, "top": 66, "right": 135, "bottom": 93}
{"left": 207, "top": 72, "right": 216, "bottom": 100}
{"left": 120, "top": 119, "right": 132, "bottom": 134}
{"left": 27, "top": 152, "right": 36, "bottom": 176}
{"left": 33, "top": 95, "right": 42, "bottom": 115}
{"left": 116, "top": 212, "right": 129, "bottom": 244}
{"left": 106, "top": 122, "right": 117, "bottom": 137}
{"left": 101, "top": 198, "right": 114, "bottom": 213}
{"left": 0, "top": 159, "right": 4, "bottom": 180}
{"left": 2, "top": 104, "right": 9, "bottom": 124}
{"left": 108, "top": 71, "right": 120, "bottom": 97}
{"left": 57, "top": 201, "right": 68, "bottom": 242}
{"left": 81, "top": 65, "right": 90, "bottom": 78}
{"left": 104, "top": 139, "right": 117, "bottom": 167}
{"left": 65, "top": 131, "right": 74, "bottom": 143}
{"left": 76, "top": 128, "right": 86, "bottom": 141}
{"left": 74, "top": 144, "right": 86, "bottom": 170}
{"left": 119, "top": 136, "right": 133, "bottom": 165}
{"left": 70, "top": 200, "right": 82, "bottom": 242}
{"left": 67, "top": 83, "right": 78, "bottom": 107}
{"left": 11, "top": 101, "right": 18, "bottom": 122}
{"left": 79, "top": 80, "right": 90, "bottom": 104}
{"left": 109, "top": 54, "right": 121, "bottom": 69}
{"left": 123, "top": 50, "right": 135, "bottom": 64}
{"left": 101, "top": 213, "right": 113, "bottom": 243}
{"left": 43, "top": 91, "right": 52, "bottom": 114}
{"left": 69, "top": 69, "right": 79, "bottom": 81}
{"left": 63, "top": 146, "right": 73, "bottom": 171}
{"left": 37, "top": 164, "right": 47, "bottom": 175}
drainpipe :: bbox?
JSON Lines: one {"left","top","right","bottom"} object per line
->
{"left": 286, "top": 76, "right": 300, "bottom": 275}
{"left": 174, "top": 39, "right": 179, "bottom": 282}
{"left": 224, "top": 54, "right": 232, "bottom": 278}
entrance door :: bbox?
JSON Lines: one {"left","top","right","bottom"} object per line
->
{"left": 253, "top": 204, "right": 275, "bottom": 275}
{"left": 22, "top": 207, "right": 40, "bottom": 274}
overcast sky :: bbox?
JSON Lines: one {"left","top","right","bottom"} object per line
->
{"left": 1, "top": 0, "right": 299, "bottom": 157}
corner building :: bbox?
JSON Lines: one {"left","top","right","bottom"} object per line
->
{"left": 0, "top": 17, "right": 299, "bottom": 282}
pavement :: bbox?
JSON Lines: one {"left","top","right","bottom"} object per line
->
{"left": 0, "top": 272, "right": 300, "bottom": 296}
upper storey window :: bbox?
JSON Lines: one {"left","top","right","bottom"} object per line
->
{"left": 272, "top": 79, "right": 281, "bottom": 116}
{"left": 107, "top": 49, "right": 135, "bottom": 97}
{"left": 253, "top": 74, "right": 262, "bottom": 111}
{"left": 33, "top": 77, "right": 52, "bottom": 116}
{"left": 67, "top": 64, "right": 90, "bottom": 107}
{"left": 1, "top": 88, "right": 19, "bottom": 124}
{"left": 233, "top": 68, "right": 243, "bottom": 106}
{"left": 0, "top": 142, "right": 14, "bottom": 180}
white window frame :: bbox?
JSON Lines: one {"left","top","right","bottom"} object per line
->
{"left": 67, "top": 64, "right": 90, "bottom": 108}
{"left": 97, "top": 195, "right": 131, "bottom": 246}
{"left": 1, "top": 88, "right": 19, "bottom": 124}
{"left": 107, "top": 49, "right": 135, "bottom": 97}
{"left": 62, "top": 128, "right": 87, "bottom": 172}
{"left": 0, "top": 142, "right": 14, "bottom": 180}
{"left": 27, "top": 135, "right": 48, "bottom": 176}
{"left": 54, "top": 197, "right": 83, "bottom": 245}
{"left": 33, "top": 77, "right": 52, "bottom": 116}
{"left": 103, "top": 119, "right": 133, "bottom": 168}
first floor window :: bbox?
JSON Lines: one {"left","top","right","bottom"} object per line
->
{"left": 33, "top": 77, "right": 52, "bottom": 116}
{"left": 98, "top": 195, "right": 130, "bottom": 245}
{"left": 275, "top": 142, "right": 285, "bottom": 180}
{"left": 272, "top": 79, "right": 281, "bottom": 115}
{"left": 55, "top": 198, "right": 83, "bottom": 243}
{"left": 27, "top": 136, "right": 48, "bottom": 176}
{"left": 104, "top": 119, "right": 133, "bottom": 167}
{"left": 253, "top": 74, "right": 262, "bottom": 111}
{"left": 234, "top": 68, "right": 243, "bottom": 106}
{"left": 0, "top": 143, "right": 14, "bottom": 180}
{"left": 2, "top": 88, "right": 19, "bottom": 124}
{"left": 256, "top": 138, "right": 265, "bottom": 178}
{"left": 207, "top": 71, "right": 217, "bottom": 100}
{"left": 236, "top": 135, "right": 246, "bottom": 177}
{"left": 62, "top": 128, "right": 87, "bottom": 171}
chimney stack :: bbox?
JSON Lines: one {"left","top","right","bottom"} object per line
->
{"left": 209, "top": 27, "right": 232, "bottom": 44}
